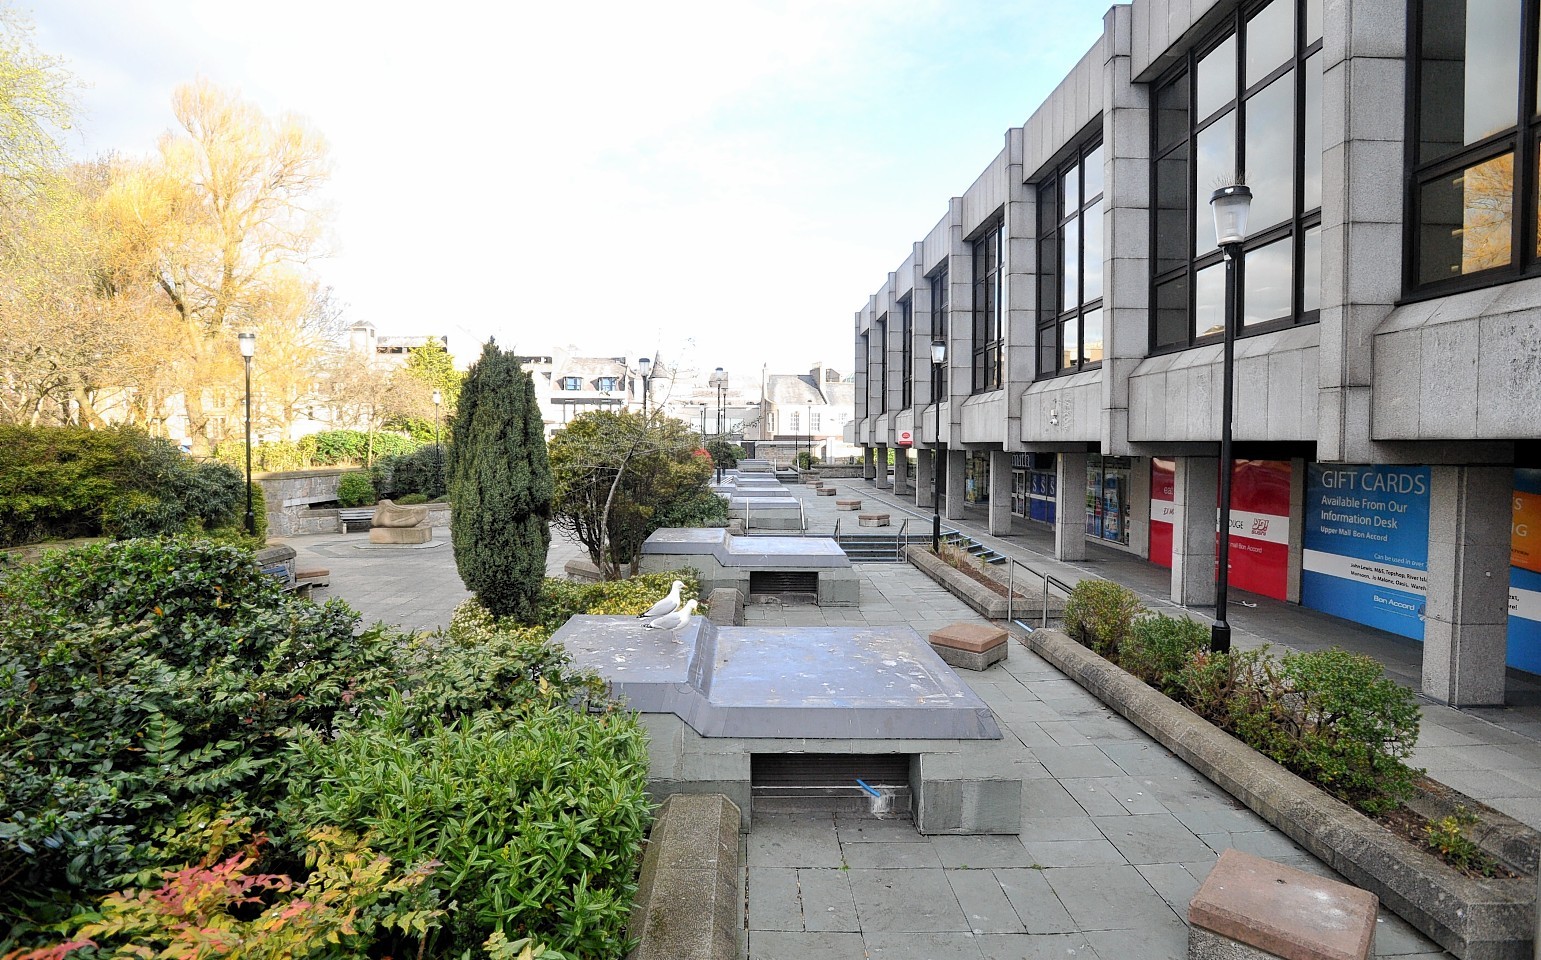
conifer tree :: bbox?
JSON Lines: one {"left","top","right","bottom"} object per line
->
{"left": 446, "top": 341, "right": 551, "bottom": 621}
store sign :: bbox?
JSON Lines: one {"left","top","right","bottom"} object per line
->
{"left": 1149, "top": 460, "right": 1289, "bottom": 602}
{"left": 1302, "top": 464, "right": 1431, "bottom": 641}
{"left": 1509, "top": 469, "right": 1541, "bottom": 672}
{"left": 896, "top": 429, "right": 913, "bottom": 447}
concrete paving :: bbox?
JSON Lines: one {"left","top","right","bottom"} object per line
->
{"left": 276, "top": 488, "right": 1487, "bottom": 960}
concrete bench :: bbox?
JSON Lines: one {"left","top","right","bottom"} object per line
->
{"left": 1188, "top": 849, "right": 1376, "bottom": 960}
{"left": 337, "top": 507, "right": 374, "bottom": 532}
{"left": 858, "top": 513, "right": 889, "bottom": 527}
{"left": 928, "top": 622, "right": 1009, "bottom": 671}
{"left": 836, "top": 498, "right": 862, "bottom": 511}
{"left": 816, "top": 487, "right": 837, "bottom": 496}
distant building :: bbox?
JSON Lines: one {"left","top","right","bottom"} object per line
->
{"left": 348, "top": 321, "right": 448, "bottom": 369}
{"left": 745, "top": 364, "right": 857, "bottom": 466}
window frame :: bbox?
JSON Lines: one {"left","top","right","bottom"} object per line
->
{"left": 1148, "top": 0, "right": 1324, "bottom": 354}
{"left": 875, "top": 316, "right": 888, "bottom": 414}
{"left": 928, "top": 266, "right": 949, "bottom": 402}
{"left": 899, "top": 297, "right": 914, "bottom": 409}
{"left": 1404, "top": 0, "right": 1541, "bottom": 297}
{"left": 561, "top": 376, "right": 581, "bottom": 391}
{"left": 1036, "top": 137, "right": 1106, "bottom": 378}
{"left": 971, "top": 222, "right": 1004, "bottom": 393}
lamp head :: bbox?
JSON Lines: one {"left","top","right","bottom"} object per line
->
{"left": 238, "top": 331, "right": 256, "bottom": 359}
{"left": 432, "top": 389, "right": 442, "bottom": 406}
{"left": 1209, "top": 183, "right": 1253, "bottom": 246}
{"left": 638, "top": 356, "right": 652, "bottom": 379}
{"left": 930, "top": 339, "right": 947, "bottom": 364}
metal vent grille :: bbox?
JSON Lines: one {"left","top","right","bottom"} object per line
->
{"left": 752, "top": 754, "right": 910, "bottom": 788}
{"left": 748, "top": 570, "right": 817, "bottom": 599}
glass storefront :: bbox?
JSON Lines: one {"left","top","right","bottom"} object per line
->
{"left": 1086, "top": 455, "right": 1132, "bottom": 545}
{"left": 965, "top": 452, "right": 991, "bottom": 504}
{"left": 1012, "top": 453, "right": 1057, "bottom": 522}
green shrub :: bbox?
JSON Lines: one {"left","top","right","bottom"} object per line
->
{"left": 0, "top": 426, "right": 244, "bottom": 547}
{"left": 1121, "top": 613, "right": 1208, "bottom": 693}
{"left": 383, "top": 444, "right": 447, "bottom": 499}
{"left": 285, "top": 697, "right": 650, "bottom": 960}
{"left": 534, "top": 571, "right": 701, "bottom": 633}
{"left": 395, "top": 492, "right": 429, "bottom": 505}
{"left": 0, "top": 539, "right": 400, "bottom": 924}
{"left": 1061, "top": 579, "right": 1143, "bottom": 658}
{"left": 337, "top": 471, "right": 377, "bottom": 507}
{"left": 304, "top": 430, "right": 417, "bottom": 466}
{"left": 1172, "top": 646, "right": 1420, "bottom": 814}
{"left": 1277, "top": 648, "right": 1421, "bottom": 813}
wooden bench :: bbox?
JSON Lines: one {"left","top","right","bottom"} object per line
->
{"left": 835, "top": 498, "right": 862, "bottom": 511}
{"left": 1188, "top": 849, "right": 1376, "bottom": 960}
{"left": 928, "top": 622, "right": 1009, "bottom": 671}
{"left": 858, "top": 513, "right": 889, "bottom": 527}
{"left": 337, "top": 507, "right": 374, "bottom": 532}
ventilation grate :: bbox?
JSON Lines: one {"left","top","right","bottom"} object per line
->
{"left": 748, "top": 570, "right": 818, "bottom": 600}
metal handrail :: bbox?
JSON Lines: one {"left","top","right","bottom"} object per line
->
{"left": 894, "top": 518, "right": 910, "bottom": 561}
{"left": 832, "top": 517, "right": 841, "bottom": 542}
{"left": 1005, "top": 554, "right": 1075, "bottom": 628}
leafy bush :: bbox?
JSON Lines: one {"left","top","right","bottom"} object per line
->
{"left": 1171, "top": 646, "right": 1420, "bottom": 814}
{"left": 0, "top": 426, "right": 245, "bottom": 547}
{"left": 382, "top": 443, "right": 447, "bottom": 499}
{"left": 0, "top": 539, "right": 400, "bottom": 924}
{"left": 534, "top": 571, "right": 701, "bottom": 633}
{"left": 285, "top": 697, "right": 649, "bottom": 960}
{"left": 395, "top": 493, "right": 429, "bottom": 505}
{"left": 1120, "top": 613, "right": 1208, "bottom": 693}
{"left": 8, "top": 829, "right": 441, "bottom": 960}
{"left": 1061, "top": 579, "right": 1143, "bottom": 658}
{"left": 336, "top": 471, "right": 377, "bottom": 507}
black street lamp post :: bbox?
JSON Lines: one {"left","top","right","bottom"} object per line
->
{"left": 432, "top": 388, "right": 442, "bottom": 497}
{"left": 238, "top": 331, "right": 257, "bottom": 537}
{"left": 710, "top": 367, "right": 727, "bottom": 483}
{"left": 637, "top": 356, "right": 652, "bottom": 418}
{"left": 930, "top": 338, "right": 947, "bottom": 553}
{"left": 805, "top": 402, "right": 811, "bottom": 469}
{"left": 1209, "top": 183, "right": 1252, "bottom": 654}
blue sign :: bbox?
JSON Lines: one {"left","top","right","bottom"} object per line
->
{"left": 1302, "top": 464, "right": 1431, "bottom": 641}
{"left": 1509, "top": 469, "right": 1541, "bottom": 673}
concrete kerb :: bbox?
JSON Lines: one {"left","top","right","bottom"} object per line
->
{"left": 1020, "top": 626, "right": 1535, "bottom": 960}
{"left": 628, "top": 793, "right": 741, "bottom": 960}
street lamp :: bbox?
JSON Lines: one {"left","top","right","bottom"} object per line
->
{"left": 431, "top": 388, "right": 442, "bottom": 497}
{"left": 238, "top": 331, "right": 257, "bottom": 537}
{"left": 637, "top": 356, "right": 652, "bottom": 418}
{"left": 806, "top": 402, "right": 812, "bottom": 471}
{"left": 930, "top": 338, "right": 947, "bottom": 553}
{"left": 1209, "top": 183, "right": 1252, "bottom": 654}
{"left": 709, "top": 367, "right": 728, "bottom": 482}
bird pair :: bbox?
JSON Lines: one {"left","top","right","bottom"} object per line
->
{"left": 639, "top": 579, "right": 698, "bottom": 630}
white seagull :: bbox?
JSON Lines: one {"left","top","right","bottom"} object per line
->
{"left": 645, "top": 598, "right": 698, "bottom": 631}
{"left": 638, "top": 580, "right": 684, "bottom": 620}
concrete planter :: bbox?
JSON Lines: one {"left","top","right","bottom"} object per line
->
{"left": 905, "top": 546, "right": 1011, "bottom": 619}
{"left": 1022, "top": 627, "right": 1535, "bottom": 960}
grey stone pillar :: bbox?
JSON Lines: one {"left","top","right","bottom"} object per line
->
{"left": 875, "top": 445, "right": 892, "bottom": 489}
{"left": 916, "top": 448, "right": 936, "bottom": 508}
{"left": 1172, "top": 456, "right": 1219, "bottom": 608}
{"left": 944, "top": 449, "right": 966, "bottom": 521}
{"left": 862, "top": 447, "right": 876, "bottom": 481}
{"left": 1422, "top": 465, "right": 1512, "bottom": 707}
{"left": 1056, "top": 453, "right": 1089, "bottom": 561}
{"left": 893, "top": 448, "right": 911, "bottom": 497}
{"left": 989, "top": 450, "right": 1012, "bottom": 537}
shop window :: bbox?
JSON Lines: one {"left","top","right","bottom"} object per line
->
{"left": 1149, "top": 0, "right": 1323, "bottom": 349}
{"left": 965, "top": 452, "right": 991, "bottom": 504}
{"left": 1086, "top": 455, "right": 1132, "bottom": 546}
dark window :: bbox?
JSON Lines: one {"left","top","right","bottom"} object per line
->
{"left": 875, "top": 317, "right": 888, "bottom": 414}
{"left": 597, "top": 377, "right": 617, "bottom": 392}
{"left": 972, "top": 225, "right": 1003, "bottom": 392}
{"left": 1408, "top": 0, "right": 1539, "bottom": 292}
{"left": 899, "top": 298, "right": 913, "bottom": 408}
{"left": 1149, "top": 0, "right": 1323, "bottom": 350}
{"left": 561, "top": 376, "right": 581, "bottom": 390}
{"left": 929, "top": 267, "right": 949, "bottom": 400}
{"left": 1037, "top": 139, "right": 1106, "bottom": 376}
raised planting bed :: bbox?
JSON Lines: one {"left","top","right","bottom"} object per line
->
{"left": 905, "top": 545, "right": 1062, "bottom": 622}
{"left": 1020, "top": 627, "right": 1537, "bottom": 960}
